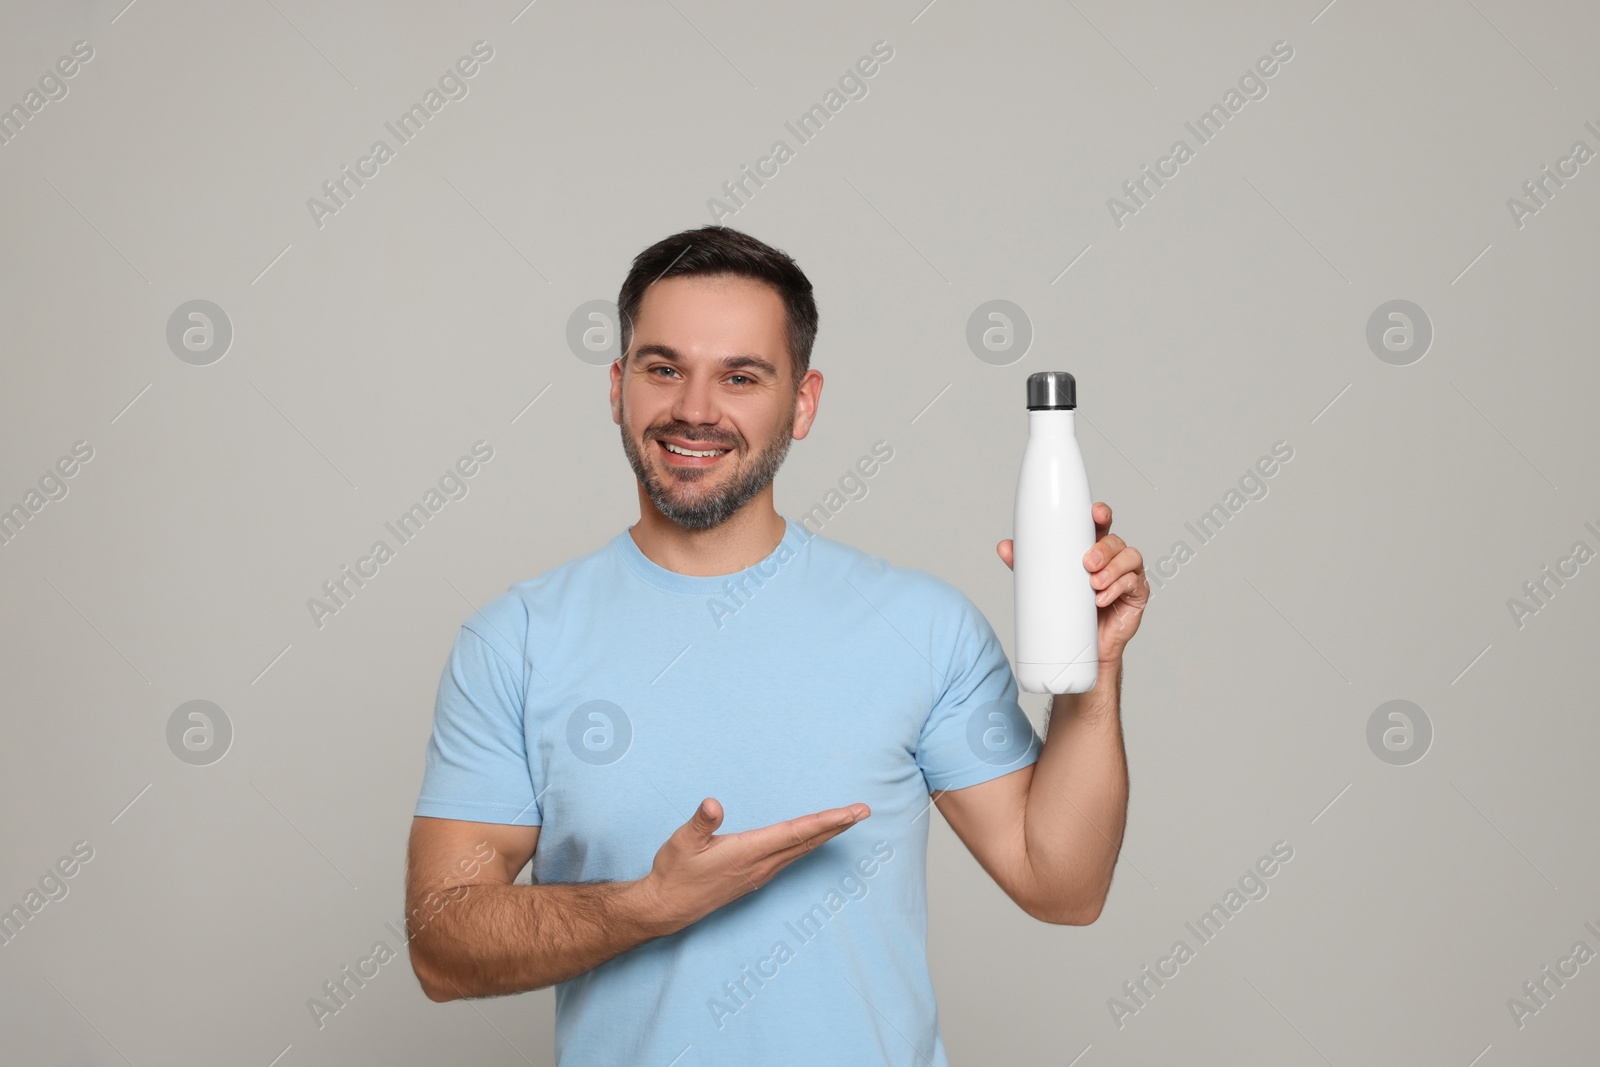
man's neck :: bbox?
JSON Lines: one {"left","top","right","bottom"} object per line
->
{"left": 628, "top": 502, "right": 787, "bottom": 578}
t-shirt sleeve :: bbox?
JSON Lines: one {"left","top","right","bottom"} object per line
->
{"left": 413, "top": 617, "right": 543, "bottom": 826}
{"left": 915, "top": 586, "right": 1042, "bottom": 794}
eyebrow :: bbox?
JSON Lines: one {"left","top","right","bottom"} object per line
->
{"left": 632, "top": 343, "right": 780, "bottom": 379}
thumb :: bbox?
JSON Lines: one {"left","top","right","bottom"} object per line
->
{"left": 687, "top": 797, "right": 723, "bottom": 839}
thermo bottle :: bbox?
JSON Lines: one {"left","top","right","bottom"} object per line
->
{"left": 1013, "top": 371, "right": 1099, "bottom": 694}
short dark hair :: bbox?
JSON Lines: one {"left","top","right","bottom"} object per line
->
{"left": 616, "top": 225, "right": 818, "bottom": 392}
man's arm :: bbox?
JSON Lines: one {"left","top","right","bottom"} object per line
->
{"left": 932, "top": 662, "right": 1128, "bottom": 925}
{"left": 405, "top": 817, "right": 671, "bottom": 1001}
{"left": 937, "top": 501, "right": 1146, "bottom": 925}
{"left": 405, "top": 798, "right": 871, "bottom": 1001}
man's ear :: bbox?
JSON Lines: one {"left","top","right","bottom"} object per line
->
{"left": 790, "top": 368, "right": 823, "bottom": 440}
{"left": 609, "top": 358, "right": 624, "bottom": 425}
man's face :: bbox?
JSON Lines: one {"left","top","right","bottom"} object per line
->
{"left": 610, "top": 273, "right": 819, "bottom": 531}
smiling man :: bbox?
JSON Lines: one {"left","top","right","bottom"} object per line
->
{"left": 405, "top": 225, "right": 1148, "bottom": 1065}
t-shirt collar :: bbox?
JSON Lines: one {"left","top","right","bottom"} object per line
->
{"left": 611, "top": 516, "right": 811, "bottom": 595}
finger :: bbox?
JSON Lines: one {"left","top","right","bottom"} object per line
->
{"left": 716, "top": 825, "right": 858, "bottom": 894}
{"left": 737, "top": 805, "right": 865, "bottom": 859}
{"left": 714, "top": 816, "right": 861, "bottom": 888}
{"left": 997, "top": 539, "right": 1014, "bottom": 569}
{"left": 1094, "top": 502, "right": 1112, "bottom": 540}
{"left": 686, "top": 798, "right": 723, "bottom": 841}
{"left": 1085, "top": 533, "right": 1126, "bottom": 571}
{"left": 1095, "top": 565, "right": 1147, "bottom": 607}
{"left": 1088, "top": 543, "right": 1139, "bottom": 585}
{"left": 1095, "top": 571, "right": 1135, "bottom": 607}
{"left": 754, "top": 812, "right": 869, "bottom": 872}
{"left": 761, "top": 822, "right": 860, "bottom": 871}
{"left": 1090, "top": 546, "right": 1142, "bottom": 591}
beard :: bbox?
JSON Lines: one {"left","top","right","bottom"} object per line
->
{"left": 619, "top": 397, "right": 795, "bottom": 531}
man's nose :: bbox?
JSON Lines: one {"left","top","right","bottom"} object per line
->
{"left": 672, "top": 371, "right": 721, "bottom": 426}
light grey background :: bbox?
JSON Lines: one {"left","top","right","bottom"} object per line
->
{"left": 2, "top": 0, "right": 1597, "bottom": 1063}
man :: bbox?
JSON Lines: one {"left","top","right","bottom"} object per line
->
{"left": 405, "top": 225, "right": 1148, "bottom": 1065}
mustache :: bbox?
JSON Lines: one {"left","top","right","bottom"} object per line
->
{"left": 650, "top": 427, "right": 738, "bottom": 449}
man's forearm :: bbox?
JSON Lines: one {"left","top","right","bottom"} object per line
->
{"left": 1023, "top": 657, "right": 1129, "bottom": 923}
{"left": 410, "top": 878, "right": 672, "bottom": 1000}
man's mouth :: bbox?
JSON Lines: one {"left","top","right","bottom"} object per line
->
{"left": 656, "top": 437, "right": 732, "bottom": 466}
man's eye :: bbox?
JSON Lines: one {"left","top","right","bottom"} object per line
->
{"left": 647, "top": 367, "right": 754, "bottom": 386}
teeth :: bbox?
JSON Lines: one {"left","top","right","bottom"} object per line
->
{"left": 663, "top": 442, "right": 727, "bottom": 458}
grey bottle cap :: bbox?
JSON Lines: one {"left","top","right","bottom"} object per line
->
{"left": 1026, "top": 371, "right": 1076, "bottom": 410}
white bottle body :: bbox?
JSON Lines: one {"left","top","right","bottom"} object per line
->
{"left": 1013, "top": 409, "right": 1099, "bottom": 694}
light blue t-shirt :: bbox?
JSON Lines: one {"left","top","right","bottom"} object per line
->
{"left": 414, "top": 516, "right": 1042, "bottom": 1066}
